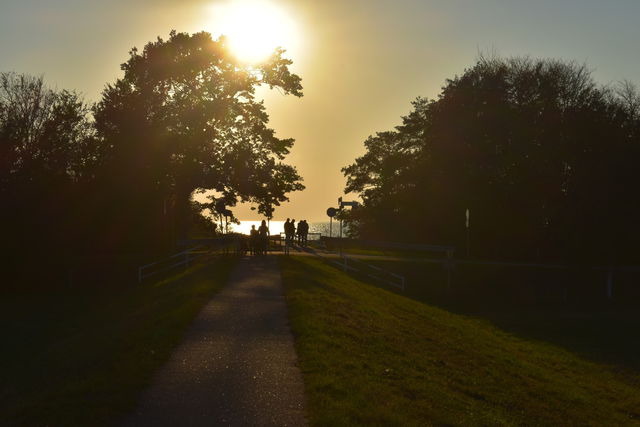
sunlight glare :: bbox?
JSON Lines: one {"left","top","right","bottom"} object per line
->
{"left": 208, "top": 0, "right": 298, "bottom": 63}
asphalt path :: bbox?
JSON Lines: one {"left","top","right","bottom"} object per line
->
{"left": 123, "top": 256, "right": 307, "bottom": 427}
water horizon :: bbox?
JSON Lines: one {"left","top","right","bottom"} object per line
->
{"left": 227, "top": 220, "right": 346, "bottom": 237}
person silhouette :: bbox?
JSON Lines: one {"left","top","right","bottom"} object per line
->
{"left": 283, "top": 219, "right": 291, "bottom": 255}
{"left": 301, "top": 220, "right": 309, "bottom": 246}
{"left": 284, "top": 218, "right": 291, "bottom": 247}
{"left": 258, "top": 220, "right": 270, "bottom": 255}
{"left": 296, "top": 220, "right": 304, "bottom": 245}
{"left": 249, "top": 224, "right": 258, "bottom": 255}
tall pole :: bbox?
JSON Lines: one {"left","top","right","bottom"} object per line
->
{"left": 338, "top": 197, "right": 343, "bottom": 256}
{"left": 329, "top": 217, "right": 332, "bottom": 238}
{"left": 339, "top": 217, "right": 343, "bottom": 256}
{"left": 465, "top": 208, "right": 470, "bottom": 258}
{"left": 466, "top": 228, "right": 470, "bottom": 258}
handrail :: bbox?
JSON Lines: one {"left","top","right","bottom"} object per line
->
{"left": 330, "top": 254, "right": 405, "bottom": 292}
{"left": 138, "top": 245, "right": 205, "bottom": 283}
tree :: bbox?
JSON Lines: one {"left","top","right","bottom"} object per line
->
{"left": 93, "top": 31, "right": 304, "bottom": 247}
{"left": 0, "top": 72, "right": 98, "bottom": 189}
{"left": 0, "top": 72, "right": 98, "bottom": 257}
{"left": 343, "top": 56, "right": 640, "bottom": 263}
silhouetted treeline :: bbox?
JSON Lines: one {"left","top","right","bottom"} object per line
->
{"left": 1, "top": 31, "right": 303, "bottom": 287}
{"left": 343, "top": 56, "right": 640, "bottom": 263}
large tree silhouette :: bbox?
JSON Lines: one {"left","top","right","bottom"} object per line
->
{"left": 2, "top": 31, "right": 306, "bottom": 287}
{"left": 0, "top": 72, "right": 98, "bottom": 271}
{"left": 344, "top": 56, "right": 640, "bottom": 263}
{"left": 94, "top": 31, "right": 304, "bottom": 246}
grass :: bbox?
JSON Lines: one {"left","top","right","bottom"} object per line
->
{"left": 280, "top": 255, "right": 640, "bottom": 425}
{"left": 365, "top": 259, "right": 640, "bottom": 373}
{"left": 321, "top": 242, "right": 438, "bottom": 258}
{"left": 1, "top": 256, "right": 237, "bottom": 426}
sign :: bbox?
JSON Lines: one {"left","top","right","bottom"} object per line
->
{"left": 340, "top": 201, "right": 360, "bottom": 208}
{"left": 327, "top": 207, "right": 338, "bottom": 218}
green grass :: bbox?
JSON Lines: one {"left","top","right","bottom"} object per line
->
{"left": 280, "top": 255, "right": 640, "bottom": 426}
{"left": 1, "top": 256, "right": 237, "bottom": 426}
{"left": 365, "top": 259, "right": 640, "bottom": 372}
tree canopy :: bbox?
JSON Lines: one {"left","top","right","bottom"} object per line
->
{"left": 343, "top": 56, "right": 640, "bottom": 263}
{"left": 94, "top": 31, "right": 304, "bottom": 242}
{"left": 1, "top": 30, "right": 305, "bottom": 285}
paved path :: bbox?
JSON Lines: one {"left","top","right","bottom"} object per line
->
{"left": 123, "top": 256, "right": 307, "bottom": 427}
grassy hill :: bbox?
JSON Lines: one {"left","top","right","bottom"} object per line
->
{"left": 280, "top": 256, "right": 640, "bottom": 425}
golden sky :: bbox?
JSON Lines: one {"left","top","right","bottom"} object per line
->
{"left": 3, "top": 0, "right": 640, "bottom": 220}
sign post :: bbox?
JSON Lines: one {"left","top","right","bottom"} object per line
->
{"left": 327, "top": 199, "right": 360, "bottom": 254}
{"left": 465, "top": 208, "right": 470, "bottom": 258}
{"left": 326, "top": 207, "right": 338, "bottom": 239}
{"left": 337, "top": 198, "right": 360, "bottom": 256}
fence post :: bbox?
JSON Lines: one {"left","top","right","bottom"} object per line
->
{"left": 445, "top": 249, "right": 455, "bottom": 289}
{"left": 606, "top": 270, "right": 613, "bottom": 299}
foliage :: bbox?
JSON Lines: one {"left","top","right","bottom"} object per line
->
{"left": 0, "top": 73, "right": 100, "bottom": 186}
{"left": 1, "top": 30, "right": 305, "bottom": 285}
{"left": 343, "top": 56, "right": 640, "bottom": 262}
{"left": 93, "top": 31, "right": 304, "bottom": 244}
{"left": 0, "top": 72, "right": 98, "bottom": 266}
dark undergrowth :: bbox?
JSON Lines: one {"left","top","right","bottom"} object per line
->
{"left": 1, "top": 256, "right": 237, "bottom": 426}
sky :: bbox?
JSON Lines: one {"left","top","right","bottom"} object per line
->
{"left": 2, "top": 0, "right": 640, "bottom": 221}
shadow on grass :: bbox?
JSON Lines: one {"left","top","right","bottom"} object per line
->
{"left": 0, "top": 256, "right": 238, "bottom": 426}
{"left": 337, "top": 258, "right": 640, "bottom": 376}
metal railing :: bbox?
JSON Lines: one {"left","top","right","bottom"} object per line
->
{"left": 324, "top": 253, "right": 406, "bottom": 291}
{"left": 138, "top": 246, "right": 206, "bottom": 283}
{"left": 279, "top": 232, "right": 322, "bottom": 242}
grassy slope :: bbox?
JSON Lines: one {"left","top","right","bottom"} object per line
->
{"left": 280, "top": 256, "right": 640, "bottom": 426}
{"left": 1, "top": 257, "right": 236, "bottom": 426}
{"left": 367, "top": 258, "right": 640, "bottom": 372}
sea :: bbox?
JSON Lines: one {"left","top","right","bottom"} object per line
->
{"left": 229, "top": 220, "right": 347, "bottom": 238}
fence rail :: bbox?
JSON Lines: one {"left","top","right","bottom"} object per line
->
{"left": 325, "top": 253, "right": 406, "bottom": 291}
{"left": 279, "top": 232, "right": 323, "bottom": 242}
{"left": 138, "top": 246, "right": 206, "bottom": 283}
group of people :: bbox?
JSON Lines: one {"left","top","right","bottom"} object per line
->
{"left": 284, "top": 218, "right": 310, "bottom": 249}
{"left": 246, "top": 219, "right": 312, "bottom": 256}
{"left": 248, "top": 220, "right": 270, "bottom": 255}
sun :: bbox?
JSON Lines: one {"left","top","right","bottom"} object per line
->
{"left": 208, "top": 0, "right": 298, "bottom": 64}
